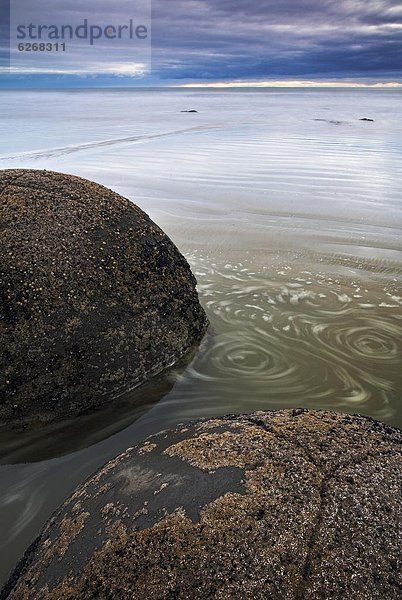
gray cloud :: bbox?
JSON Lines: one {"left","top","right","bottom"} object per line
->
{"left": 150, "top": 0, "right": 402, "bottom": 81}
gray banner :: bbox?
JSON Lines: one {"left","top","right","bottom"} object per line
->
{"left": 9, "top": 0, "right": 151, "bottom": 76}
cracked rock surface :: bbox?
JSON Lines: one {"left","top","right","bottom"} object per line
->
{"left": 2, "top": 409, "right": 401, "bottom": 599}
{"left": 0, "top": 169, "right": 208, "bottom": 428}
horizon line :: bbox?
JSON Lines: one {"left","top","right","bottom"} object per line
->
{"left": 176, "top": 80, "right": 402, "bottom": 89}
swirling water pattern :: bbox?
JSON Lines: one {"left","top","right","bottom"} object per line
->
{"left": 176, "top": 252, "right": 402, "bottom": 422}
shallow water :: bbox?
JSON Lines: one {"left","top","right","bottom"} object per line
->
{"left": 0, "top": 88, "right": 401, "bottom": 584}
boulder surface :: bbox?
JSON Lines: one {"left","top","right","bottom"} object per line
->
{"left": 0, "top": 169, "right": 208, "bottom": 428}
{"left": 2, "top": 409, "right": 401, "bottom": 599}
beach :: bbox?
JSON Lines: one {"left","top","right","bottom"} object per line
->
{"left": 0, "top": 87, "right": 401, "bottom": 585}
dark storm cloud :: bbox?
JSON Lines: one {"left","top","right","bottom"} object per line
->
{"left": 150, "top": 0, "right": 402, "bottom": 81}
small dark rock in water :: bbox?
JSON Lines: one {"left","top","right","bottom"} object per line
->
{"left": 3, "top": 409, "right": 401, "bottom": 599}
{"left": 181, "top": 109, "right": 198, "bottom": 113}
{"left": 0, "top": 169, "right": 208, "bottom": 429}
{"left": 360, "top": 117, "right": 374, "bottom": 122}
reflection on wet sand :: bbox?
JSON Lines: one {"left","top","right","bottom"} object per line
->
{"left": 0, "top": 353, "right": 196, "bottom": 465}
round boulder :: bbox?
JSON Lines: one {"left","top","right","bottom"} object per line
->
{"left": 2, "top": 409, "right": 401, "bottom": 599}
{"left": 0, "top": 169, "right": 208, "bottom": 427}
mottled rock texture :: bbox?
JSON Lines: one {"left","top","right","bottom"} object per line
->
{"left": 0, "top": 169, "right": 208, "bottom": 428}
{"left": 2, "top": 409, "right": 401, "bottom": 599}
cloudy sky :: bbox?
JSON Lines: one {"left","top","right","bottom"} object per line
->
{"left": 1, "top": 0, "right": 402, "bottom": 87}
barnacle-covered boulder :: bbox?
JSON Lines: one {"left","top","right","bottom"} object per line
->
{"left": 0, "top": 169, "right": 208, "bottom": 428}
{"left": 2, "top": 410, "right": 401, "bottom": 598}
